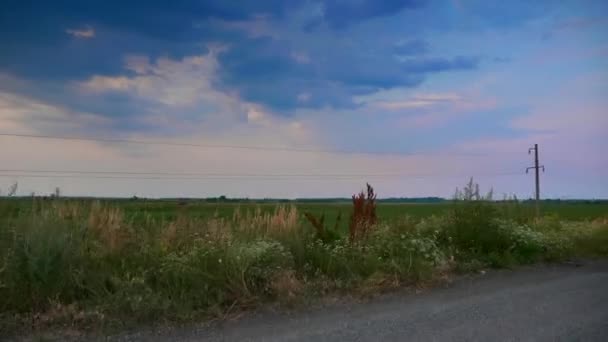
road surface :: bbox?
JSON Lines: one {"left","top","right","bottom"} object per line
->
{"left": 87, "top": 261, "right": 608, "bottom": 341}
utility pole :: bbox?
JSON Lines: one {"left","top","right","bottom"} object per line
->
{"left": 526, "top": 144, "right": 545, "bottom": 218}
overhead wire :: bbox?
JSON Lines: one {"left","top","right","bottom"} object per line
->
{"left": 0, "top": 169, "right": 523, "bottom": 177}
{"left": 0, "top": 132, "right": 522, "bottom": 184}
{"left": 0, "top": 132, "right": 488, "bottom": 157}
{"left": 0, "top": 171, "right": 524, "bottom": 181}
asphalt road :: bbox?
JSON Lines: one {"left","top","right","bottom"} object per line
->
{"left": 105, "top": 261, "right": 608, "bottom": 341}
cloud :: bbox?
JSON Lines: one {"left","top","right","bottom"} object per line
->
{"left": 74, "top": 49, "right": 326, "bottom": 141}
{"left": 321, "top": 0, "right": 425, "bottom": 29}
{"left": 415, "top": 93, "right": 463, "bottom": 102}
{"left": 0, "top": 87, "right": 507, "bottom": 199}
{"left": 66, "top": 26, "right": 95, "bottom": 39}
{"left": 393, "top": 39, "right": 429, "bottom": 56}
{"left": 246, "top": 106, "right": 268, "bottom": 123}
{"left": 0, "top": 91, "right": 111, "bottom": 135}
{"left": 446, "top": 0, "right": 553, "bottom": 30}
{"left": 124, "top": 55, "right": 152, "bottom": 74}
{"left": 1, "top": 0, "right": 475, "bottom": 114}
{"left": 297, "top": 92, "right": 311, "bottom": 103}
{"left": 217, "top": 36, "right": 479, "bottom": 110}
{"left": 354, "top": 83, "right": 497, "bottom": 111}
{"left": 347, "top": 84, "right": 500, "bottom": 134}
{"left": 555, "top": 16, "right": 608, "bottom": 31}
{"left": 0, "top": 1, "right": 294, "bottom": 82}
{"left": 492, "top": 57, "right": 512, "bottom": 63}
{"left": 4, "top": 1, "right": 292, "bottom": 39}
{"left": 82, "top": 76, "right": 131, "bottom": 92}
{"left": 541, "top": 15, "right": 608, "bottom": 41}
{"left": 1, "top": 68, "right": 495, "bottom": 199}
{"left": 398, "top": 56, "right": 479, "bottom": 73}
{"left": 510, "top": 101, "right": 607, "bottom": 136}
{"left": 291, "top": 51, "right": 311, "bottom": 64}
{"left": 3, "top": 0, "right": 424, "bottom": 51}
{"left": 370, "top": 93, "right": 463, "bottom": 110}
{"left": 79, "top": 53, "right": 224, "bottom": 108}
{"left": 0, "top": 0, "right": 568, "bottom": 84}
{"left": 210, "top": 15, "right": 280, "bottom": 39}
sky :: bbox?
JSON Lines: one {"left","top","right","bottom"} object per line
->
{"left": 0, "top": 0, "right": 607, "bottom": 199}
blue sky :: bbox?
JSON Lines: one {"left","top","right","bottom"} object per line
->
{"left": 0, "top": 0, "right": 607, "bottom": 198}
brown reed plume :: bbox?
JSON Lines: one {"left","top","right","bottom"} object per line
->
{"left": 349, "top": 183, "right": 377, "bottom": 243}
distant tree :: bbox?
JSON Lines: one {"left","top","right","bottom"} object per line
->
{"left": 52, "top": 187, "right": 61, "bottom": 198}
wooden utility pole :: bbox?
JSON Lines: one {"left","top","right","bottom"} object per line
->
{"left": 526, "top": 144, "right": 545, "bottom": 217}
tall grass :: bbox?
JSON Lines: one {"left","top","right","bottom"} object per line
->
{"left": 0, "top": 186, "right": 606, "bottom": 334}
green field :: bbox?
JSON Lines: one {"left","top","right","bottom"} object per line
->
{"left": 85, "top": 200, "right": 608, "bottom": 226}
{"left": 3, "top": 198, "right": 608, "bottom": 230}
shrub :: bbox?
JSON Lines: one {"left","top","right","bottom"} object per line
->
{"left": 442, "top": 199, "right": 505, "bottom": 255}
{"left": 496, "top": 219, "right": 546, "bottom": 263}
{"left": 226, "top": 240, "right": 295, "bottom": 297}
{"left": 541, "top": 231, "right": 575, "bottom": 261}
{"left": 0, "top": 207, "right": 105, "bottom": 312}
{"left": 152, "top": 243, "right": 227, "bottom": 311}
{"left": 369, "top": 225, "right": 445, "bottom": 281}
{"left": 567, "top": 220, "right": 608, "bottom": 257}
{"left": 302, "top": 239, "right": 359, "bottom": 280}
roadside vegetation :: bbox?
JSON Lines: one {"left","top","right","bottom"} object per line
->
{"left": 1, "top": 180, "right": 607, "bottom": 335}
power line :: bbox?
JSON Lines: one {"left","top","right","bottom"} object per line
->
{"left": 0, "top": 169, "right": 523, "bottom": 178}
{"left": 0, "top": 172, "right": 524, "bottom": 181}
{"left": 0, "top": 132, "right": 487, "bottom": 157}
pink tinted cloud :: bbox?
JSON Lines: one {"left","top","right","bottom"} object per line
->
{"left": 393, "top": 93, "right": 498, "bottom": 128}
{"left": 65, "top": 26, "right": 95, "bottom": 39}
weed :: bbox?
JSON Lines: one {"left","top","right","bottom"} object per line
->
{"left": 349, "top": 183, "right": 377, "bottom": 243}
{"left": 303, "top": 211, "right": 341, "bottom": 243}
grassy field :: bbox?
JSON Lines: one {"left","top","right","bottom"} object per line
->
{"left": 4, "top": 198, "right": 606, "bottom": 227}
{"left": 117, "top": 200, "right": 608, "bottom": 219}
{"left": 1, "top": 194, "right": 607, "bottom": 336}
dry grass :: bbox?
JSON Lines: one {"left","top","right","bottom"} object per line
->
{"left": 232, "top": 205, "right": 300, "bottom": 239}
{"left": 269, "top": 270, "right": 304, "bottom": 304}
{"left": 88, "top": 201, "right": 131, "bottom": 254}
